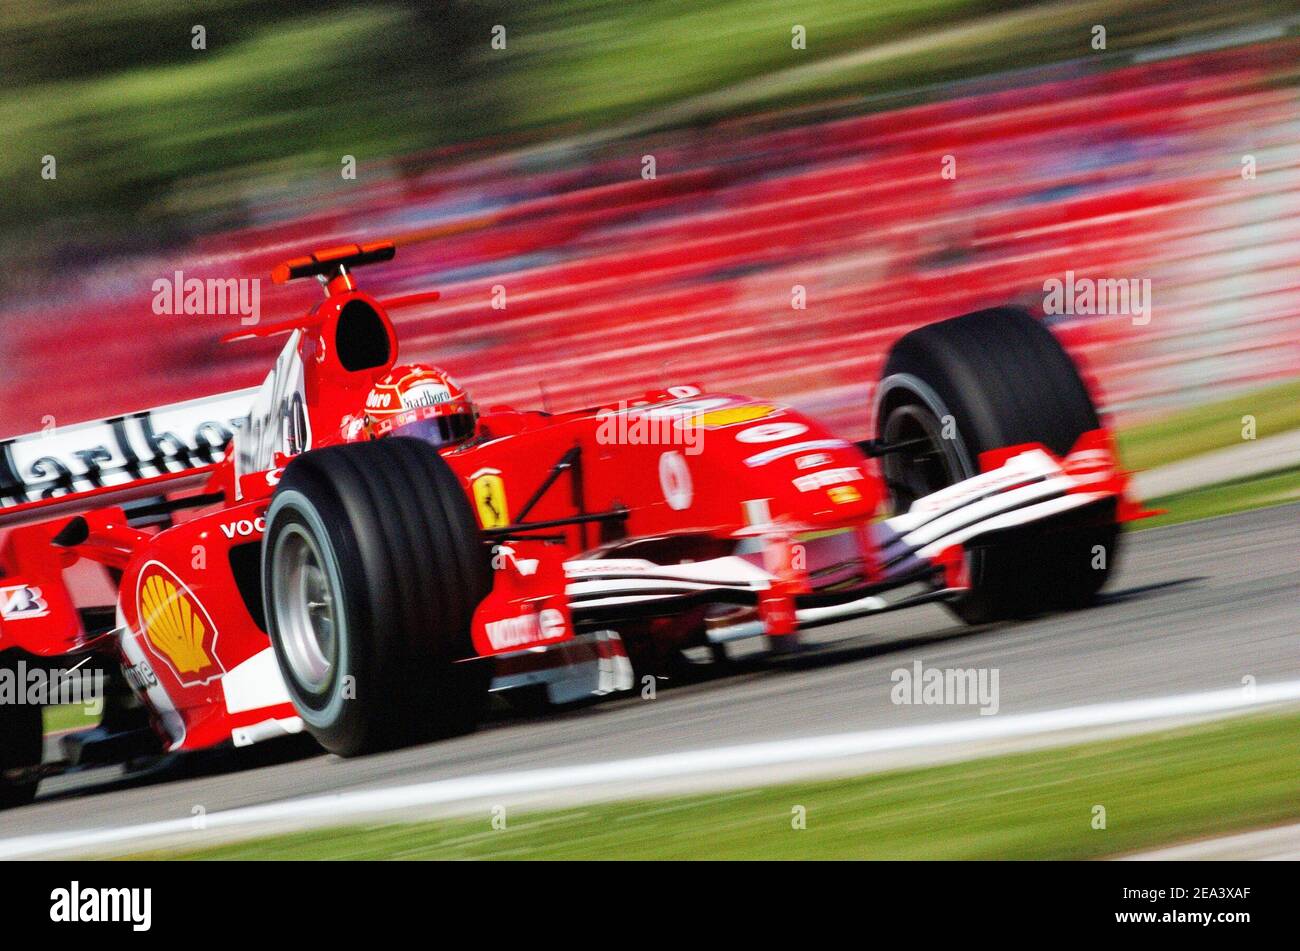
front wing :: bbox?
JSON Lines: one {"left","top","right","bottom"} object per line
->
{"left": 562, "top": 435, "right": 1143, "bottom": 642}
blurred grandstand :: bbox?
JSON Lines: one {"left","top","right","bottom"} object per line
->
{"left": 1, "top": 5, "right": 1297, "bottom": 442}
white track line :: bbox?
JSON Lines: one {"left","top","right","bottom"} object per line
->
{"left": 4, "top": 680, "right": 1300, "bottom": 858}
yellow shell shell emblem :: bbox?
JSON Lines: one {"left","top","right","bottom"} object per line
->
{"left": 138, "top": 567, "right": 223, "bottom": 685}
{"left": 683, "top": 404, "right": 776, "bottom": 429}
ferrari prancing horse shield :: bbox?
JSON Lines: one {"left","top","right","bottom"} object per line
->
{"left": 470, "top": 468, "right": 509, "bottom": 529}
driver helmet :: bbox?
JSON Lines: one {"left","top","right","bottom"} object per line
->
{"left": 364, "top": 363, "right": 476, "bottom": 447}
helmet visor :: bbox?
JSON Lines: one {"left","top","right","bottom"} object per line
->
{"left": 388, "top": 412, "right": 475, "bottom": 448}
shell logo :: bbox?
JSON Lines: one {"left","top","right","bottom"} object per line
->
{"left": 136, "top": 562, "right": 225, "bottom": 686}
{"left": 681, "top": 404, "right": 776, "bottom": 430}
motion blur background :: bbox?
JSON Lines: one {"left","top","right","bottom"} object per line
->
{"left": 1, "top": 0, "right": 1298, "bottom": 445}
{"left": 2, "top": 1, "right": 1298, "bottom": 861}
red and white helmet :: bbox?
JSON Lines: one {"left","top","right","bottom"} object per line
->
{"left": 364, "top": 364, "right": 476, "bottom": 447}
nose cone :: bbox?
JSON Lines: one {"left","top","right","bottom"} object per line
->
{"left": 694, "top": 400, "right": 882, "bottom": 530}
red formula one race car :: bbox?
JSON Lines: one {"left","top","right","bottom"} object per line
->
{"left": 0, "top": 242, "right": 1149, "bottom": 802}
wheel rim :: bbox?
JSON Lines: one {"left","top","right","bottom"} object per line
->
{"left": 271, "top": 524, "right": 338, "bottom": 693}
{"left": 880, "top": 403, "right": 967, "bottom": 512}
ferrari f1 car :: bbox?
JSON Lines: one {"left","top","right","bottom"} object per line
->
{"left": 0, "top": 241, "right": 1148, "bottom": 804}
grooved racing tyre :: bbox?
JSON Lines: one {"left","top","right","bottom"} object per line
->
{"left": 262, "top": 437, "right": 492, "bottom": 756}
{"left": 0, "top": 660, "right": 42, "bottom": 808}
{"left": 877, "top": 307, "right": 1120, "bottom": 624}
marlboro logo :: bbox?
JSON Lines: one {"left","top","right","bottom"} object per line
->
{"left": 0, "top": 390, "right": 256, "bottom": 511}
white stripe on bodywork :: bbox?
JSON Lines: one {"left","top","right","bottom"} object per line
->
{"left": 568, "top": 578, "right": 756, "bottom": 597}
{"left": 222, "top": 646, "right": 292, "bottom": 714}
{"left": 914, "top": 493, "right": 1108, "bottom": 558}
{"left": 901, "top": 475, "right": 1073, "bottom": 549}
{"left": 115, "top": 606, "right": 186, "bottom": 751}
{"left": 567, "top": 594, "right": 682, "bottom": 608}
{"left": 887, "top": 449, "right": 1063, "bottom": 534}
{"left": 564, "top": 556, "right": 770, "bottom": 585}
{"left": 565, "top": 556, "right": 770, "bottom": 610}
{"left": 231, "top": 717, "right": 303, "bottom": 748}
{"left": 742, "top": 439, "right": 853, "bottom": 468}
{"left": 4, "top": 680, "right": 1299, "bottom": 858}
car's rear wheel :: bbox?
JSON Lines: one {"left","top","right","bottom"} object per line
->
{"left": 0, "top": 658, "right": 42, "bottom": 809}
{"left": 877, "top": 307, "right": 1120, "bottom": 624}
{"left": 262, "top": 437, "right": 492, "bottom": 756}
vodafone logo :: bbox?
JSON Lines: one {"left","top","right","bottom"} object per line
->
{"left": 484, "top": 608, "right": 565, "bottom": 650}
{"left": 220, "top": 516, "right": 266, "bottom": 539}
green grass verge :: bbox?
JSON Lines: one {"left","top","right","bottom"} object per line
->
{"left": 43, "top": 703, "right": 101, "bottom": 734}
{"left": 1116, "top": 379, "right": 1300, "bottom": 471}
{"left": 131, "top": 710, "right": 1300, "bottom": 860}
{"left": 1136, "top": 466, "right": 1300, "bottom": 530}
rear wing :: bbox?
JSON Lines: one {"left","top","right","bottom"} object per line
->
{"left": 0, "top": 390, "right": 257, "bottom": 527}
{"left": 271, "top": 240, "right": 396, "bottom": 285}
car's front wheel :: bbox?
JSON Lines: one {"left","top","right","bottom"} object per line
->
{"left": 877, "top": 307, "right": 1121, "bottom": 624}
{"left": 262, "top": 438, "right": 492, "bottom": 756}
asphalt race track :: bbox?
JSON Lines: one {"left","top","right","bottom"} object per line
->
{"left": 5, "top": 504, "right": 1298, "bottom": 844}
